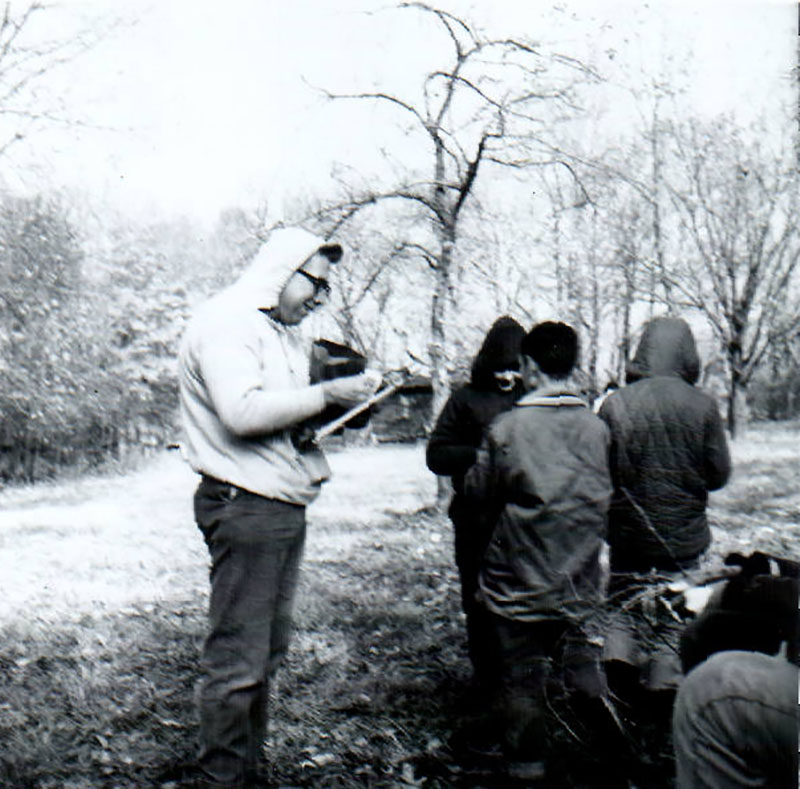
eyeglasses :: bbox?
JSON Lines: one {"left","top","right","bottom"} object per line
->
{"left": 296, "top": 268, "right": 331, "bottom": 301}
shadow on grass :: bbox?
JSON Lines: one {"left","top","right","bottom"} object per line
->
{"left": 0, "top": 601, "right": 205, "bottom": 788}
{"left": 1, "top": 507, "right": 676, "bottom": 788}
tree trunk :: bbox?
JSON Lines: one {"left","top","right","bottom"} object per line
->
{"left": 726, "top": 342, "right": 748, "bottom": 437}
{"left": 427, "top": 123, "right": 457, "bottom": 509}
{"left": 618, "top": 256, "right": 634, "bottom": 383}
{"left": 650, "top": 99, "right": 672, "bottom": 308}
{"left": 727, "top": 378, "right": 749, "bottom": 438}
{"left": 588, "top": 255, "right": 600, "bottom": 393}
{"left": 429, "top": 233, "right": 454, "bottom": 508}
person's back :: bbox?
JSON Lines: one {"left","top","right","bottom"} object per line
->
{"left": 599, "top": 317, "right": 732, "bottom": 772}
{"left": 479, "top": 394, "right": 610, "bottom": 621}
{"left": 464, "top": 322, "right": 613, "bottom": 784}
{"left": 599, "top": 316, "right": 730, "bottom": 569}
{"left": 673, "top": 553, "right": 799, "bottom": 789}
{"left": 426, "top": 316, "right": 525, "bottom": 499}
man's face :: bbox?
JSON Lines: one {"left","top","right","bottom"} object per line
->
{"left": 276, "top": 251, "right": 332, "bottom": 325}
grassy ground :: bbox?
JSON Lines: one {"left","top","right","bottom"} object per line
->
{"left": 0, "top": 423, "right": 798, "bottom": 788}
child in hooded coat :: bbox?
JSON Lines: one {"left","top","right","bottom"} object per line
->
{"left": 426, "top": 316, "right": 526, "bottom": 697}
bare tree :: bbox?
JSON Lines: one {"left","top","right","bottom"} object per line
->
{"left": 658, "top": 118, "right": 800, "bottom": 435}
{"left": 538, "top": 163, "right": 647, "bottom": 394}
{"left": 330, "top": 235, "right": 416, "bottom": 355}
{"left": 309, "top": 2, "right": 598, "bottom": 438}
{"left": 0, "top": 2, "right": 118, "bottom": 157}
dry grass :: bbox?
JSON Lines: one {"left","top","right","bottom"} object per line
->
{"left": 0, "top": 424, "right": 797, "bottom": 788}
{"left": 708, "top": 420, "right": 800, "bottom": 561}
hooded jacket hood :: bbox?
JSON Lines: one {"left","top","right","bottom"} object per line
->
{"left": 470, "top": 316, "right": 526, "bottom": 389}
{"left": 222, "top": 227, "right": 333, "bottom": 311}
{"left": 626, "top": 316, "right": 700, "bottom": 385}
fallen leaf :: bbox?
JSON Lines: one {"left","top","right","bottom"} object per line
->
{"left": 310, "top": 752, "right": 337, "bottom": 767}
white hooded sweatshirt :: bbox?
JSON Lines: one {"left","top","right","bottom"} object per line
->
{"left": 178, "top": 227, "right": 332, "bottom": 504}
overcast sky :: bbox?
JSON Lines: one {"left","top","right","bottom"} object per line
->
{"left": 5, "top": 0, "right": 796, "bottom": 227}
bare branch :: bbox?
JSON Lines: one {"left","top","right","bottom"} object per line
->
{"left": 399, "top": 2, "right": 476, "bottom": 51}
{"left": 313, "top": 187, "right": 448, "bottom": 234}
{"left": 453, "top": 132, "right": 495, "bottom": 219}
{"left": 314, "top": 83, "right": 430, "bottom": 135}
{"left": 427, "top": 69, "right": 507, "bottom": 113}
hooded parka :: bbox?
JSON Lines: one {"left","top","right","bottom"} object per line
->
{"left": 426, "top": 316, "right": 526, "bottom": 497}
{"left": 425, "top": 316, "right": 525, "bottom": 684}
{"left": 425, "top": 316, "right": 526, "bottom": 559}
{"left": 598, "top": 317, "right": 731, "bottom": 567}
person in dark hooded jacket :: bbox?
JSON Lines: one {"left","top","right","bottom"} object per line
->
{"left": 598, "top": 316, "right": 731, "bottom": 572}
{"left": 426, "top": 316, "right": 525, "bottom": 694}
{"left": 597, "top": 316, "right": 731, "bottom": 747}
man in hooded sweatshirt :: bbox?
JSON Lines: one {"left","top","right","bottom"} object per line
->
{"left": 178, "top": 227, "right": 380, "bottom": 788}
{"left": 426, "top": 316, "right": 526, "bottom": 702}
{"left": 597, "top": 316, "right": 731, "bottom": 745}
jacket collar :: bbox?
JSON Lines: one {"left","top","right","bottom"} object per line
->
{"left": 516, "top": 384, "right": 587, "bottom": 408}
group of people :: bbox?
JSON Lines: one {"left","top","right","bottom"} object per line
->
{"left": 427, "top": 314, "right": 797, "bottom": 787}
{"left": 175, "top": 227, "right": 797, "bottom": 788}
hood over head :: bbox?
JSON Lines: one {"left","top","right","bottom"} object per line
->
{"left": 470, "top": 316, "right": 526, "bottom": 389}
{"left": 626, "top": 316, "right": 700, "bottom": 384}
{"left": 224, "top": 227, "right": 336, "bottom": 311}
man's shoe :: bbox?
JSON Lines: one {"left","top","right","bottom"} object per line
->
{"left": 155, "top": 760, "right": 201, "bottom": 787}
{"left": 506, "top": 759, "right": 546, "bottom": 782}
{"left": 450, "top": 725, "right": 503, "bottom": 763}
{"left": 465, "top": 737, "right": 503, "bottom": 761}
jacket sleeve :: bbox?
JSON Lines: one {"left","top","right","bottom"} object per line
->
{"left": 426, "top": 392, "right": 478, "bottom": 476}
{"left": 702, "top": 402, "right": 731, "bottom": 491}
{"left": 597, "top": 398, "right": 621, "bottom": 485}
{"left": 199, "top": 326, "right": 326, "bottom": 438}
{"left": 463, "top": 431, "right": 500, "bottom": 503}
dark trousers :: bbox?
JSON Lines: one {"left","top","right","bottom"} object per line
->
{"left": 605, "top": 548, "right": 700, "bottom": 696}
{"left": 194, "top": 476, "right": 306, "bottom": 787}
{"left": 491, "top": 613, "right": 605, "bottom": 762}
{"left": 454, "top": 524, "right": 500, "bottom": 691}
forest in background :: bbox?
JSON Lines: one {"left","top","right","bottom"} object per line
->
{"left": 0, "top": 2, "right": 798, "bottom": 484}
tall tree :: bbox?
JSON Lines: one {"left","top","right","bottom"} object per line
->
{"left": 0, "top": 1, "right": 115, "bottom": 157}
{"left": 311, "top": 2, "right": 597, "bottom": 430}
{"left": 0, "top": 193, "right": 88, "bottom": 479}
{"left": 660, "top": 118, "right": 800, "bottom": 435}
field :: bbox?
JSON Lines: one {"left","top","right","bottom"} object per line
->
{"left": 0, "top": 422, "right": 798, "bottom": 788}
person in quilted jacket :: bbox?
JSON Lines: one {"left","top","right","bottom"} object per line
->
{"left": 597, "top": 316, "right": 731, "bottom": 737}
{"left": 598, "top": 316, "right": 731, "bottom": 572}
